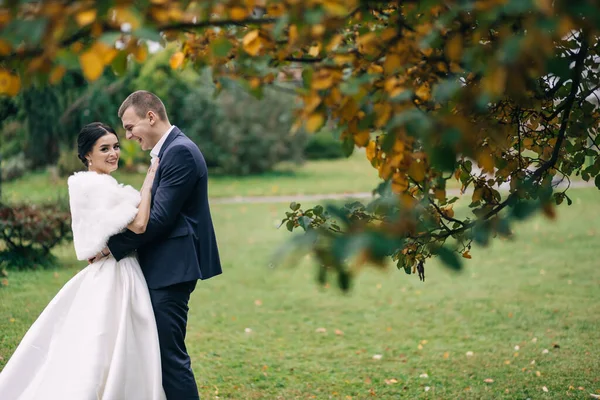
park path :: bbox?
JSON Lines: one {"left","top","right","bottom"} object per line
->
{"left": 211, "top": 179, "right": 595, "bottom": 205}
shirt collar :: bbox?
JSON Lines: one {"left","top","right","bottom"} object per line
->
{"left": 150, "top": 125, "right": 175, "bottom": 160}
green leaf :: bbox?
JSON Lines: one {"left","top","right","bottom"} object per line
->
{"left": 286, "top": 220, "right": 295, "bottom": 232}
{"left": 433, "top": 79, "right": 462, "bottom": 102}
{"left": 111, "top": 51, "right": 128, "bottom": 76}
{"left": 298, "top": 216, "right": 312, "bottom": 231}
{"left": 211, "top": 38, "right": 233, "bottom": 57}
{"left": 55, "top": 49, "right": 80, "bottom": 69}
{"left": 594, "top": 174, "right": 600, "bottom": 190}
{"left": 430, "top": 145, "right": 457, "bottom": 172}
{"left": 302, "top": 68, "right": 313, "bottom": 88}
{"left": 133, "top": 27, "right": 163, "bottom": 42}
{"left": 272, "top": 14, "right": 289, "bottom": 38}
{"left": 100, "top": 32, "right": 122, "bottom": 46}
{"left": 437, "top": 246, "right": 462, "bottom": 271}
{"left": 290, "top": 202, "right": 301, "bottom": 211}
{"left": 341, "top": 136, "right": 355, "bottom": 157}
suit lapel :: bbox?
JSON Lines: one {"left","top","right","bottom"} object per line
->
{"left": 152, "top": 126, "right": 182, "bottom": 197}
{"left": 158, "top": 126, "right": 181, "bottom": 159}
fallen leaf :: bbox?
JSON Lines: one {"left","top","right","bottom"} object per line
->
{"left": 424, "top": 386, "right": 431, "bottom": 392}
{"left": 244, "top": 328, "right": 252, "bottom": 333}
{"left": 335, "top": 329, "right": 344, "bottom": 336}
{"left": 385, "top": 378, "right": 398, "bottom": 385}
{"left": 542, "top": 386, "right": 548, "bottom": 392}
{"left": 532, "top": 337, "right": 538, "bottom": 343}
{"left": 9, "top": 318, "right": 15, "bottom": 323}
{"left": 364, "top": 377, "right": 372, "bottom": 384}
{"left": 504, "top": 360, "right": 511, "bottom": 365}
{"left": 542, "top": 349, "right": 549, "bottom": 354}
{"left": 536, "top": 371, "right": 541, "bottom": 377}
{"left": 484, "top": 378, "right": 494, "bottom": 383}
{"left": 372, "top": 354, "right": 383, "bottom": 360}
{"left": 419, "top": 373, "right": 429, "bottom": 379}
{"left": 254, "top": 299, "right": 262, "bottom": 306}
{"left": 443, "top": 352, "right": 450, "bottom": 359}
{"left": 514, "top": 345, "right": 520, "bottom": 351}
{"left": 315, "top": 327, "right": 327, "bottom": 333}
{"left": 466, "top": 351, "right": 474, "bottom": 357}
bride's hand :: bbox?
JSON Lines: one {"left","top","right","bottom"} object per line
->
{"left": 142, "top": 158, "right": 159, "bottom": 191}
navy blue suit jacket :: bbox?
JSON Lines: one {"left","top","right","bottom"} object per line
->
{"left": 108, "top": 127, "right": 222, "bottom": 289}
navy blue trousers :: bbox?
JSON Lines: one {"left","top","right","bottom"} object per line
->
{"left": 149, "top": 281, "right": 199, "bottom": 400}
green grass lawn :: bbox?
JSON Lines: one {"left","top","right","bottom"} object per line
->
{"left": 2, "top": 152, "right": 381, "bottom": 204}
{"left": 1, "top": 188, "right": 599, "bottom": 398}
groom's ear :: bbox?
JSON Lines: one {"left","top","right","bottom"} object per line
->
{"left": 147, "top": 111, "right": 157, "bottom": 126}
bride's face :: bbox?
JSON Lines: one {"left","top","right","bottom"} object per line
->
{"left": 87, "top": 134, "right": 120, "bottom": 174}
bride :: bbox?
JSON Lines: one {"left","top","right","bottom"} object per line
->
{"left": 0, "top": 122, "right": 166, "bottom": 399}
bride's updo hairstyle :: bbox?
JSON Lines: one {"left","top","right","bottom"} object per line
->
{"left": 77, "top": 122, "right": 118, "bottom": 167}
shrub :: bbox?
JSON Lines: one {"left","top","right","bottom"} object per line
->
{"left": 304, "top": 129, "right": 345, "bottom": 160}
{"left": 57, "top": 146, "right": 85, "bottom": 177}
{"left": 1, "top": 152, "right": 32, "bottom": 182}
{"left": 181, "top": 83, "right": 308, "bottom": 175}
{"left": 0, "top": 201, "right": 72, "bottom": 269}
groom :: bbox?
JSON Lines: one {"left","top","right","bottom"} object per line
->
{"left": 105, "top": 90, "right": 222, "bottom": 399}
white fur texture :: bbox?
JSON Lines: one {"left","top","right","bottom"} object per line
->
{"left": 67, "top": 171, "right": 141, "bottom": 260}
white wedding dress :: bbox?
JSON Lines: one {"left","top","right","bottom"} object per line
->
{"left": 0, "top": 171, "right": 166, "bottom": 400}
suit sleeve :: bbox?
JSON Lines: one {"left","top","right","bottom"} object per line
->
{"left": 107, "top": 145, "right": 201, "bottom": 261}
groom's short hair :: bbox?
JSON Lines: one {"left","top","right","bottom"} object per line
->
{"left": 118, "top": 90, "right": 168, "bottom": 121}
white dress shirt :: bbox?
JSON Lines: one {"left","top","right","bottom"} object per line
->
{"left": 150, "top": 125, "right": 175, "bottom": 163}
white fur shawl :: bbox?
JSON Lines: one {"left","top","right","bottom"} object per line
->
{"left": 68, "top": 171, "right": 141, "bottom": 260}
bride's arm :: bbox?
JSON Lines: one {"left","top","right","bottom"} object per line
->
{"left": 127, "top": 160, "right": 159, "bottom": 234}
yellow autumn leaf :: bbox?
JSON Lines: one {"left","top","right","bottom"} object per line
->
{"left": 303, "top": 92, "right": 322, "bottom": 113}
{"left": 482, "top": 66, "right": 507, "bottom": 96}
{"left": 288, "top": 25, "right": 298, "bottom": 45}
{"left": 462, "top": 251, "right": 472, "bottom": 259}
{"left": 49, "top": 65, "right": 66, "bottom": 85}
{"left": 311, "top": 70, "right": 334, "bottom": 90}
{"left": 366, "top": 140, "right": 377, "bottom": 162}
{"left": 374, "top": 103, "right": 392, "bottom": 128}
{"left": 408, "top": 160, "right": 426, "bottom": 182}
{"left": 243, "top": 30, "right": 262, "bottom": 56}
{"left": 383, "top": 54, "right": 402, "bottom": 75}
{"left": 353, "top": 130, "right": 370, "bottom": 147}
{"left": 79, "top": 50, "right": 104, "bottom": 81}
{"left": 441, "top": 204, "right": 455, "bottom": 218}
{"left": 391, "top": 172, "right": 409, "bottom": 193}
{"left": 150, "top": 7, "right": 170, "bottom": 23}
{"left": 134, "top": 44, "right": 148, "bottom": 62}
{"left": 477, "top": 152, "right": 495, "bottom": 173}
{"left": 333, "top": 54, "right": 355, "bottom": 65}
{"left": 326, "top": 34, "right": 344, "bottom": 52}
{"left": 472, "top": 187, "right": 484, "bottom": 203}
{"left": 434, "top": 189, "right": 446, "bottom": 204}
{"left": 445, "top": 35, "right": 463, "bottom": 62}
{"left": 229, "top": 6, "right": 248, "bottom": 21}
{"left": 0, "top": 69, "right": 20, "bottom": 96}
{"left": 75, "top": 9, "right": 97, "bottom": 27}
{"left": 415, "top": 83, "right": 431, "bottom": 102}
{"left": 306, "top": 113, "right": 325, "bottom": 133}
{"left": 322, "top": 0, "right": 348, "bottom": 16}
{"left": 0, "top": 39, "right": 10, "bottom": 56}
{"left": 111, "top": 6, "right": 141, "bottom": 30}
{"left": 170, "top": 51, "right": 185, "bottom": 69}
{"left": 308, "top": 43, "right": 321, "bottom": 57}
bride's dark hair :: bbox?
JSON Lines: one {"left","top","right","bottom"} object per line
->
{"left": 77, "top": 122, "right": 118, "bottom": 166}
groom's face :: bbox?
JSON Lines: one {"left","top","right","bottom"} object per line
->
{"left": 121, "top": 106, "right": 155, "bottom": 151}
